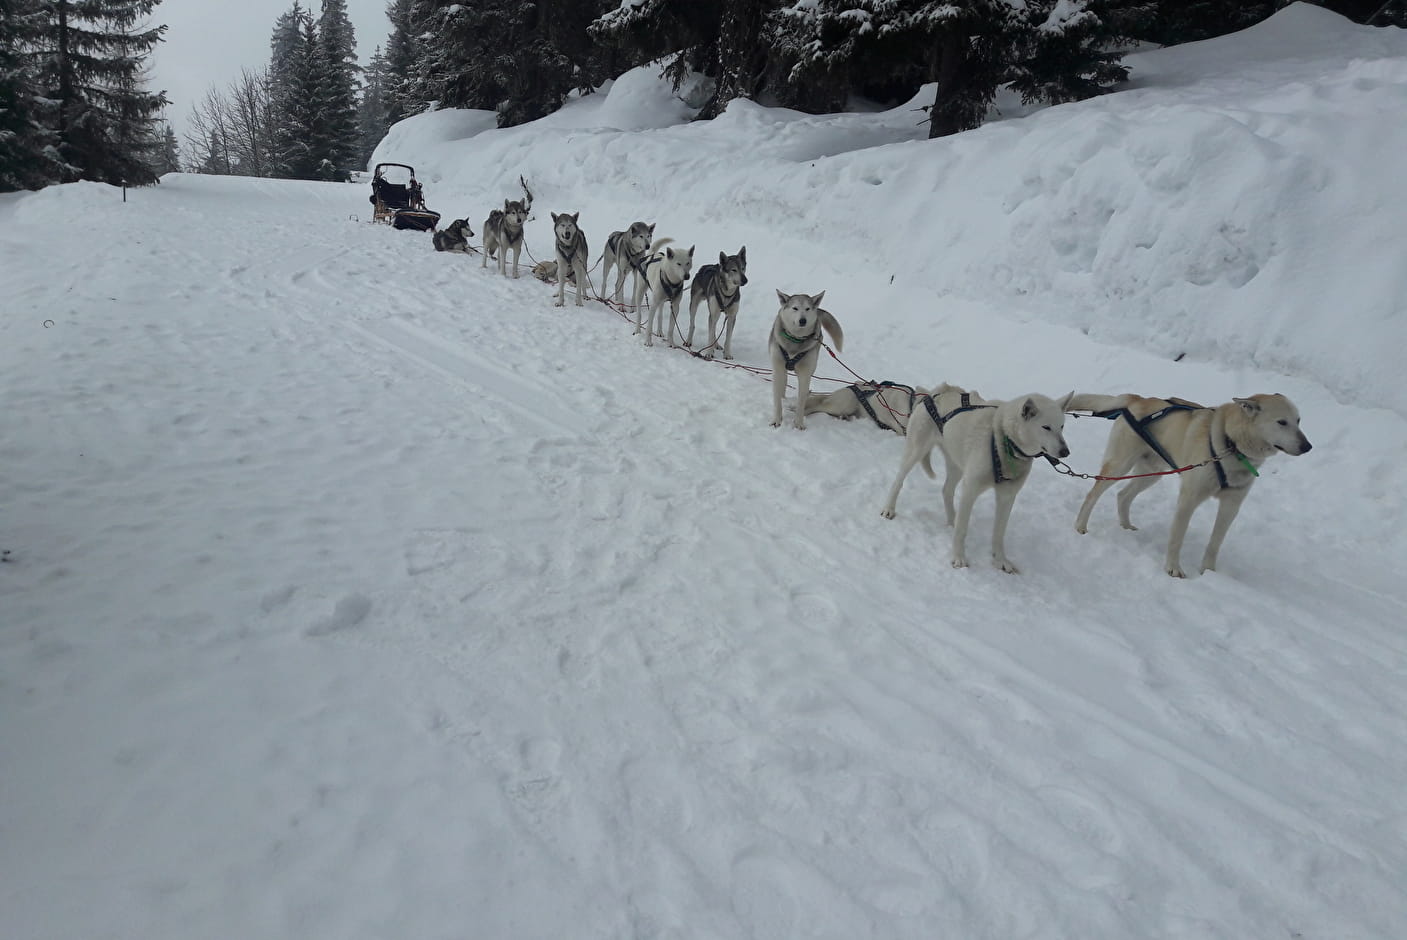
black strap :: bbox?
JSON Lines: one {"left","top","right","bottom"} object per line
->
{"left": 1093, "top": 403, "right": 1199, "bottom": 471}
{"left": 1210, "top": 431, "right": 1246, "bottom": 489}
{"left": 852, "top": 382, "right": 914, "bottom": 430}
{"left": 918, "top": 391, "right": 994, "bottom": 432}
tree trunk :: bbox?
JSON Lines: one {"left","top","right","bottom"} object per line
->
{"left": 928, "top": 27, "right": 965, "bottom": 139}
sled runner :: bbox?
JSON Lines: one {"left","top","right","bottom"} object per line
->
{"left": 369, "top": 162, "right": 441, "bottom": 231}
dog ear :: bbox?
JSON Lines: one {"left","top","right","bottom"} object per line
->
{"left": 686, "top": 245, "right": 694, "bottom": 258}
{"left": 571, "top": 212, "right": 579, "bottom": 223}
{"left": 776, "top": 289, "right": 791, "bottom": 305}
{"left": 1059, "top": 391, "right": 1075, "bottom": 412}
{"left": 504, "top": 199, "right": 511, "bottom": 210}
{"left": 1022, "top": 398, "right": 1038, "bottom": 420}
{"left": 551, "top": 212, "right": 560, "bottom": 223}
{"left": 812, "top": 290, "right": 825, "bottom": 307}
{"left": 739, "top": 246, "right": 746, "bottom": 264}
{"left": 666, "top": 247, "right": 674, "bottom": 259}
{"left": 719, "top": 251, "right": 728, "bottom": 267}
{"left": 647, "top": 223, "right": 655, "bottom": 235}
{"left": 1234, "top": 397, "right": 1260, "bottom": 415}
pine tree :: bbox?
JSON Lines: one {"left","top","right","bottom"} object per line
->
{"left": 269, "top": 3, "right": 320, "bottom": 179}
{"left": 32, "top": 0, "right": 169, "bottom": 185}
{"left": 0, "top": 0, "right": 61, "bottom": 191}
{"left": 155, "top": 119, "right": 179, "bottom": 173}
{"left": 382, "top": 0, "right": 418, "bottom": 124}
{"left": 357, "top": 45, "right": 390, "bottom": 167}
{"left": 314, "top": 0, "right": 359, "bottom": 179}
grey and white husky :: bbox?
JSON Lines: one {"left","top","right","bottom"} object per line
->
{"left": 601, "top": 222, "right": 654, "bottom": 304}
{"left": 633, "top": 238, "right": 695, "bottom": 347}
{"left": 686, "top": 246, "right": 748, "bottom": 360}
{"left": 769, "top": 291, "right": 843, "bottom": 430}
{"left": 482, "top": 176, "right": 533, "bottom": 278}
{"left": 551, "top": 212, "right": 589, "bottom": 307}
{"left": 1070, "top": 392, "right": 1312, "bottom": 578}
{"left": 881, "top": 383, "right": 1073, "bottom": 574}
{"left": 433, "top": 218, "right": 474, "bottom": 253}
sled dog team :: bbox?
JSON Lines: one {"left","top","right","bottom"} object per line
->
{"left": 442, "top": 180, "right": 1313, "bottom": 579}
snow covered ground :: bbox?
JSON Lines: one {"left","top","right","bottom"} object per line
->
{"left": 3, "top": 5, "right": 1405, "bottom": 939}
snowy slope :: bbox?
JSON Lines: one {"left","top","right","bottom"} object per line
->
{"left": 4, "top": 6, "right": 1406, "bottom": 940}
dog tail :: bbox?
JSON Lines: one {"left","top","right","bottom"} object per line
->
{"left": 819, "top": 310, "right": 843, "bottom": 353}
{"left": 647, "top": 237, "right": 675, "bottom": 254}
{"left": 1067, "top": 393, "right": 1133, "bottom": 414}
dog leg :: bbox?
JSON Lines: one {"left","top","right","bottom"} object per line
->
{"left": 574, "top": 260, "right": 587, "bottom": 306}
{"left": 645, "top": 296, "right": 661, "bottom": 347}
{"left": 770, "top": 353, "right": 787, "bottom": 427}
{"left": 793, "top": 360, "right": 814, "bottom": 430}
{"left": 1199, "top": 487, "right": 1249, "bottom": 574}
{"left": 667, "top": 295, "right": 682, "bottom": 348}
{"left": 1115, "top": 475, "right": 1160, "bottom": 531}
{"left": 721, "top": 309, "right": 737, "bottom": 360}
{"left": 686, "top": 294, "right": 703, "bottom": 349}
{"left": 1075, "top": 478, "right": 1117, "bottom": 534}
{"left": 950, "top": 476, "right": 984, "bottom": 569}
{"left": 602, "top": 255, "right": 615, "bottom": 300}
{"left": 511, "top": 243, "right": 521, "bottom": 278}
{"left": 880, "top": 433, "right": 930, "bottom": 519}
{"left": 633, "top": 281, "right": 648, "bottom": 337}
{"left": 555, "top": 264, "right": 567, "bottom": 307}
{"left": 989, "top": 481, "right": 1024, "bottom": 574}
{"left": 1163, "top": 485, "right": 1207, "bottom": 578}
{"left": 940, "top": 451, "right": 962, "bottom": 526}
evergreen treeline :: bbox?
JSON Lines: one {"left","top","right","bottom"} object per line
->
{"left": 1, "top": 0, "right": 169, "bottom": 193}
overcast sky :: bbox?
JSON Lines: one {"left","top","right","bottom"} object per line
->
{"left": 150, "top": 0, "right": 390, "bottom": 141}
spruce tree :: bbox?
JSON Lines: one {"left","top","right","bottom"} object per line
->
{"left": 314, "top": 0, "right": 359, "bottom": 179}
{"left": 382, "top": 0, "right": 419, "bottom": 124}
{"left": 357, "top": 45, "right": 390, "bottom": 167}
{"left": 33, "top": 0, "right": 168, "bottom": 185}
{"left": 269, "top": 3, "right": 320, "bottom": 179}
{"left": 155, "top": 119, "right": 179, "bottom": 174}
{"left": 0, "top": 0, "right": 60, "bottom": 191}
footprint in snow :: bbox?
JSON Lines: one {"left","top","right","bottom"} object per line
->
{"left": 305, "top": 593, "right": 372, "bottom": 636}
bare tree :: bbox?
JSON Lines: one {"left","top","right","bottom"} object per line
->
{"left": 182, "top": 68, "right": 275, "bottom": 176}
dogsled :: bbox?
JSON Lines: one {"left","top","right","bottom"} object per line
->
{"left": 369, "top": 162, "right": 441, "bottom": 231}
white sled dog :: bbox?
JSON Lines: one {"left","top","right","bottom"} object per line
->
{"left": 881, "top": 383, "right": 1073, "bottom": 574}
{"left": 633, "top": 238, "right": 695, "bottom": 347}
{"left": 686, "top": 246, "right": 748, "bottom": 360}
{"left": 805, "top": 381, "right": 919, "bottom": 435}
{"left": 433, "top": 218, "right": 474, "bottom": 253}
{"left": 601, "top": 222, "right": 655, "bottom": 304}
{"left": 769, "top": 291, "right": 843, "bottom": 430}
{"left": 550, "top": 212, "right": 589, "bottom": 307}
{"left": 1070, "top": 392, "right": 1312, "bottom": 578}
{"left": 482, "top": 177, "right": 533, "bottom": 278}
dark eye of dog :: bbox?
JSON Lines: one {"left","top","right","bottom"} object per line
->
{"left": 1277, "top": 419, "right": 1288, "bottom": 426}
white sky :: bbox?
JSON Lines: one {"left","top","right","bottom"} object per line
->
{"left": 149, "top": 0, "right": 390, "bottom": 141}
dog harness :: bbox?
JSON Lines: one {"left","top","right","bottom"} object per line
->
{"left": 557, "top": 233, "right": 584, "bottom": 265}
{"left": 991, "top": 434, "right": 1058, "bottom": 484}
{"left": 776, "top": 325, "right": 820, "bottom": 370}
{"left": 703, "top": 266, "right": 743, "bottom": 310}
{"left": 609, "top": 232, "right": 650, "bottom": 275}
{"left": 643, "top": 254, "right": 686, "bottom": 301}
{"left": 1209, "top": 429, "right": 1258, "bottom": 489}
{"left": 852, "top": 382, "right": 915, "bottom": 430}
{"left": 919, "top": 391, "right": 991, "bottom": 432}
{"left": 1091, "top": 400, "right": 1201, "bottom": 471}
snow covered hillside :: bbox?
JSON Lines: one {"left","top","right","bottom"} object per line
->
{"left": 3, "top": 5, "right": 1405, "bottom": 939}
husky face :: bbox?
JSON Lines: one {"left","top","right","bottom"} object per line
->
{"left": 502, "top": 198, "right": 529, "bottom": 228}
{"left": 1238, "top": 394, "right": 1312, "bottom": 455}
{"left": 448, "top": 218, "right": 473, "bottom": 238}
{"left": 718, "top": 246, "right": 748, "bottom": 294}
{"left": 625, "top": 222, "right": 654, "bottom": 255}
{"left": 552, "top": 211, "right": 580, "bottom": 244}
{"left": 1015, "top": 393, "right": 1074, "bottom": 460}
{"left": 660, "top": 244, "right": 694, "bottom": 285}
{"left": 775, "top": 290, "right": 824, "bottom": 337}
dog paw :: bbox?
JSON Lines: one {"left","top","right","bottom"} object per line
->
{"left": 951, "top": 556, "right": 970, "bottom": 569}
{"left": 770, "top": 420, "right": 782, "bottom": 428}
{"left": 995, "top": 558, "right": 1021, "bottom": 575}
{"left": 554, "top": 300, "right": 564, "bottom": 307}
{"left": 1075, "top": 524, "right": 1088, "bottom": 535}
{"left": 1120, "top": 522, "right": 1139, "bottom": 531}
{"left": 702, "top": 350, "right": 715, "bottom": 360}
{"left": 1165, "top": 565, "right": 1186, "bottom": 579}
{"left": 880, "top": 508, "right": 896, "bottom": 519}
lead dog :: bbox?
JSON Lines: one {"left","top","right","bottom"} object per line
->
{"left": 1070, "top": 392, "right": 1311, "bottom": 578}
{"left": 805, "top": 381, "right": 919, "bottom": 435}
{"left": 601, "top": 222, "right": 654, "bottom": 304}
{"left": 881, "top": 383, "right": 1073, "bottom": 574}
{"left": 550, "top": 212, "right": 589, "bottom": 307}
{"left": 433, "top": 218, "right": 474, "bottom": 252}
{"left": 633, "top": 238, "right": 694, "bottom": 347}
{"left": 769, "top": 291, "right": 843, "bottom": 430}
{"left": 482, "top": 177, "right": 533, "bottom": 278}
{"left": 686, "top": 246, "right": 748, "bottom": 360}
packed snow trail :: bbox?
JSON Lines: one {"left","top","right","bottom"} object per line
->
{"left": 5, "top": 10, "right": 1407, "bottom": 936}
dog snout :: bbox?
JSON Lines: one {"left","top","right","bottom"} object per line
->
{"left": 1058, "top": 443, "right": 1070, "bottom": 459}
{"left": 1298, "top": 434, "right": 1312, "bottom": 454}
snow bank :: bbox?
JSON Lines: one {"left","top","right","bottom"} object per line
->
{"left": 372, "top": 4, "right": 1407, "bottom": 415}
